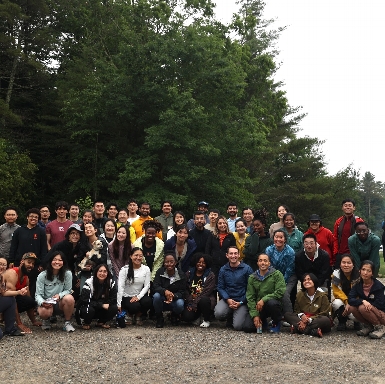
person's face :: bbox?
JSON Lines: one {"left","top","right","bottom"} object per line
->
{"left": 118, "top": 211, "right": 128, "bottom": 224}
{"left": 360, "top": 264, "right": 373, "bottom": 281}
{"left": 176, "top": 228, "right": 188, "bottom": 243}
{"left": 303, "top": 237, "right": 317, "bottom": 254}
{"left": 131, "top": 250, "right": 144, "bottom": 268}
{"left": 355, "top": 224, "right": 369, "bottom": 241}
{"left": 252, "top": 220, "right": 264, "bottom": 235}
{"left": 94, "top": 203, "right": 105, "bottom": 215}
{"left": 174, "top": 213, "right": 185, "bottom": 225}
{"left": 257, "top": 254, "right": 270, "bottom": 272}
{"left": 162, "top": 202, "right": 172, "bottom": 215}
{"left": 96, "top": 266, "right": 108, "bottom": 282}
{"left": 309, "top": 220, "right": 320, "bottom": 232}
{"left": 340, "top": 256, "right": 354, "bottom": 275}
{"left": 21, "top": 258, "right": 35, "bottom": 273}
{"left": 127, "top": 202, "right": 138, "bottom": 214}
{"left": 226, "top": 247, "right": 239, "bottom": 265}
{"left": 273, "top": 232, "right": 286, "bottom": 248}
{"left": 0, "top": 258, "right": 7, "bottom": 274}
{"left": 208, "top": 211, "right": 218, "bottom": 223}
{"left": 217, "top": 218, "right": 228, "bottom": 233}
{"left": 56, "top": 206, "right": 68, "bottom": 219}
{"left": 196, "top": 257, "right": 207, "bottom": 273}
{"left": 27, "top": 213, "right": 39, "bottom": 227}
{"left": 84, "top": 223, "right": 97, "bottom": 237}
{"left": 198, "top": 204, "right": 208, "bottom": 213}
{"left": 116, "top": 227, "right": 127, "bottom": 242}
{"left": 284, "top": 215, "right": 294, "bottom": 229}
{"left": 140, "top": 204, "right": 150, "bottom": 217}
{"left": 68, "top": 230, "right": 81, "bottom": 244}
{"left": 342, "top": 202, "right": 355, "bottom": 216}
{"left": 107, "top": 206, "right": 118, "bottom": 219}
{"left": 302, "top": 275, "right": 315, "bottom": 290}
{"left": 242, "top": 209, "right": 253, "bottom": 223}
{"left": 104, "top": 222, "right": 116, "bottom": 237}
{"left": 227, "top": 205, "right": 238, "bottom": 218}
{"left": 145, "top": 227, "right": 156, "bottom": 243}
{"left": 40, "top": 207, "right": 50, "bottom": 220}
{"left": 277, "top": 206, "right": 287, "bottom": 220}
{"left": 235, "top": 221, "right": 246, "bottom": 235}
{"left": 51, "top": 255, "right": 63, "bottom": 271}
{"left": 4, "top": 209, "right": 17, "bottom": 224}
{"left": 164, "top": 255, "right": 176, "bottom": 271}
{"left": 194, "top": 214, "right": 205, "bottom": 229}
{"left": 69, "top": 206, "right": 79, "bottom": 218}
{"left": 83, "top": 212, "right": 93, "bottom": 224}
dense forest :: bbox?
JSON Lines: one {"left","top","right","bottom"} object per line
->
{"left": 1, "top": 0, "right": 384, "bottom": 233}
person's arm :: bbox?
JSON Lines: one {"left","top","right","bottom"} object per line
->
{"left": 59, "top": 271, "right": 73, "bottom": 299}
{"left": 191, "top": 271, "right": 216, "bottom": 309}
{"left": 331, "top": 272, "right": 348, "bottom": 304}
{"left": 151, "top": 241, "right": 164, "bottom": 280}
{"left": 8, "top": 228, "right": 19, "bottom": 266}
{"left": 369, "top": 236, "right": 381, "bottom": 274}
{"left": 294, "top": 252, "right": 305, "bottom": 281}
{"left": 107, "top": 283, "right": 117, "bottom": 305}
{"left": 246, "top": 275, "right": 259, "bottom": 318}
{"left": 117, "top": 267, "right": 127, "bottom": 309}
{"left": 216, "top": 268, "right": 228, "bottom": 300}
{"left": 129, "top": 226, "right": 136, "bottom": 244}
{"left": 136, "top": 266, "right": 151, "bottom": 300}
{"left": 348, "top": 236, "right": 361, "bottom": 269}
{"left": 243, "top": 233, "right": 260, "bottom": 267}
{"left": 347, "top": 283, "right": 363, "bottom": 307}
{"left": 152, "top": 269, "right": 166, "bottom": 296}
{"left": 333, "top": 221, "right": 339, "bottom": 257}
{"left": 35, "top": 272, "right": 46, "bottom": 306}
{"left": 318, "top": 252, "right": 331, "bottom": 286}
{"left": 2, "top": 271, "right": 28, "bottom": 297}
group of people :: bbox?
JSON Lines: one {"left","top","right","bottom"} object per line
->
{"left": 0, "top": 197, "right": 384, "bottom": 340}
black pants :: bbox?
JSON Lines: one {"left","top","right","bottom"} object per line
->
{"left": 0, "top": 296, "right": 16, "bottom": 335}
{"left": 182, "top": 296, "right": 212, "bottom": 322}
{"left": 79, "top": 304, "right": 118, "bottom": 325}
{"left": 260, "top": 299, "right": 282, "bottom": 324}
{"left": 28, "top": 266, "right": 39, "bottom": 299}
{"left": 121, "top": 296, "right": 152, "bottom": 315}
{"left": 15, "top": 295, "right": 36, "bottom": 313}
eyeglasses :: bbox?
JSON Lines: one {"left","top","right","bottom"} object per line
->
{"left": 304, "top": 242, "right": 316, "bottom": 246}
{"left": 356, "top": 230, "right": 368, "bottom": 234}
{"left": 0, "top": 263, "right": 7, "bottom": 267}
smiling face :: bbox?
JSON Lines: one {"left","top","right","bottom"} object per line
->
{"left": 277, "top": 206, "right": 287, "bottom": 220}
{"left": 144, "top": 227, "right": 156, "bottom": 244}
{"left": 131, "top": 249, "right": 144, "bottom": 268}
{"left": 227, "top": 205, "right": 238, "bottom": 218}
{"left": 174, "top": 213, "right": 185, "bottom": 225}
{"left": 194, "top": 214, "right": 205, "bottom": 230}
{"left": 69, "top": 205, "right": 79, "bottom": 218}
{"left": 216, "top": 218, "right": 228, "bottom": 234}
{"left": 107, "top": 205, "right": 118, "bottom": 219}
{"left": 226, "top": 246, "right": 240, "bottom": 267}
{"left": 96, "top": 266, "right": 108, "bottom": 282}
{"left": 208, "top": 211, "right": 219, "bottom": 224}
{"left": 27, "top": 213, "right": 39, "bottom": 228}
{"left": 116, "top": 227, "right": 127, "bottom": 242}
{"left": 118, "top": 210, "right": 128, "bottom": 224}
{"left": 84, "top": 223, "right": 97, "bottom": 238}
{"left": 284, "top": 215, "right": 294, "bottom": 229}
{"left": 360, "top": 263, "right": 373, "bottom": 282}
{"left": 252, "top": 219, "right": 265, "bottom": 235}
{"left": 164, "top": 254, "right": 176, "bottom": 273}
{"left": 176, "top": 228, "right": 188, "bottom": 243}
{"left": 303, "top": 237, "right": 317, "bottom": 255}
{"left": 302, "top": 274, "right": 315, "bottom": 290}
{"left": 104, "top": 221, "right": 116, "bottom": 237}
{"left": 82, "top": 212, "right": 93, "bottom": 224}
{"left": 242, "top": 209, "right": 253, "bottom": 224}
{"left": 196, "top": 257, "right": 207, "bottom": 273}
{"left": 21, "top": 258, "right": 35, "bottom": 274}
{"left": 235, "top": 220, "right": 246, "bottom": 235}
{"left": 309, "top": 220, "right": 320, "bottom": 232}
{"left": 4, "top": 209, "right": 17, "bottom": 224}
{"left": 162, "top": 202, "right": 172, "bottom": 215}
{"left": 68, "top": 229, "right": 81, "bottom": 244}
{"left": 0, "top": 258, "right": 7, "bottom": 274}
{"left": 340, "top": 256, "right": 354, "bottom": 275}
{"left": 257, "top": 254, "right": 270, "bottom": 273}
{"left": 56, "top": 206, "right": 68, "bottom": 220}
{"left": 355, "top": 224, "right": 369, "bottom": 242}
{"left": 342, "top": 202, "right": 355, "bottom": 216}
{"left": 51, "top": 255, "right": 64, "bottom": 271}
{"left": 273, "top": 232, "right": 286, "bottom": 250}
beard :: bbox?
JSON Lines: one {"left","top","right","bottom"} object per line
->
{"left": 21, "top": 264, "right": 31, "bottom": 275}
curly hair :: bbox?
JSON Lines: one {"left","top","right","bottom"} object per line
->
{"left": 213, "top": 215, "right": 230, "bottom": 237}
{"left": 142, "top": 220, "right": 163, "bottom": 233}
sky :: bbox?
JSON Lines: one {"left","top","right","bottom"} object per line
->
{"left": 214, "top": 1, "right": 384, "bottom": 183}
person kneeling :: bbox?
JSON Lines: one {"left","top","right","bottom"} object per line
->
{"left": 153, "top": 251, "right": 186, "bottom": 328}
{"left": 35, "top": 251, "right": 76, "bottom": 332}
{"left": 76, "top": 264, "right": 117, "bottom": 329}
{"left": 284, "top": 273, "right": 331, "bottom": 337}
{"left": 245, "top": 253, "right": 285, "bottom": 333}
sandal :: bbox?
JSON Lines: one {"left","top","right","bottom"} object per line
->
{"left": 82, "top": 324, "right": 91, "bottom": 330}
{"left": 96, "top": 323, "right": 110, "bottom": 329}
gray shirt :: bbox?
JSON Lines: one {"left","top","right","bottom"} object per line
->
{"left": 0, "top": 223, "right": 20, "bottom": 259}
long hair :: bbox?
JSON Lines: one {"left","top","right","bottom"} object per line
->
{"left": 126, "top": 247, "right": 144, "bottom": 285}
{"left": 92, "top": 264, "right": 112, "bottom": 300}
{"left": 214, "top": 215, "right": 230, "bottom": 237}
{"left": 300, "top": 273, "right": 319, "bottom": 292}
{"left": 339, "top": 254, "right": 360, "bottom": 295}
{"left": 45, "top": 251, "right": 68, "bottom": 282}
{"left": 172, "top": 211, "right": 186, "bottom": 233}
{"left": 112, "top": 226, "right": 131, "bottom": 263}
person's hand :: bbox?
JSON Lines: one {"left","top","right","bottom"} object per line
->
{"left": 253, "top": 316, "right": 261, "bottom": 328}
{"left": 130, "top": 296, "right": 139, "bottom": 303}
{"left": 362, "top": 300, "right": 373, "bottom": 311}
{"left": 19, "top": 287, "right": 28, "bottom": 296}
{"left": 117, "top": 306, "right": 121, "bottom": 312}
{"left": 256, "top": 299, "right": 264, "bottom": 312}
{"left": 53, "top": 294, "right": 60, "bottom": 301}
{"left": 227, "top": 299, "right": 239, "bottom": 309}
{"left": 342, "top": 304, "right": 350, "bottom": 316}
{"left": 300, "top": 314, "right": 309, "bottom": 324}
{"left": 298, "top": 320, "right": 307, "bottom": 331}
{"left": 102, "top": 303, "right": 109, "bottom": 310}
{"left": 164, "top": 290, "right": 174, "bottom": 303}
{"left": 41, "top": 302, "right": 53, "bottom": 309}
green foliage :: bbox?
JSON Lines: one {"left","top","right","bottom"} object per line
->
{"left": 75, "top": 195, "right": 94, "bottom": 214}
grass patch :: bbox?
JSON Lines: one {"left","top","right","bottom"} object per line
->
{"left": 378, "top": 251, "right": 385, "bottom": 277}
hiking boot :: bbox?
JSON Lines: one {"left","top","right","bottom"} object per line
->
{"left": 369, "top": 324, "right": 385, "bottom": 339}
{"left": 353, "top": 322, "right": 362, "bottom": 331}
{"left": 337, "top": 321, "right": 347, "bottom": 331}
{"left": 269, "top": 322, "right": 281, "bottom": 333}
{"left": 42, "top": 319, "right": 51, "bottom": 330}
{"left": 63, "top": 321, "right": 75, "bottom": 332}
{"left": 170, "top": 312, "right": 180, "bottom": 326}
{"left": 357, "top": 324, "right": 374, "bottom": 336}
{"left": 155, "top": 314, "right": 164, "bottom": 328}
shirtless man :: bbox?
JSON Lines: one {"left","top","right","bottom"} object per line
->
{"left": 2, "top": 252, "right": 42, "bottom": 333}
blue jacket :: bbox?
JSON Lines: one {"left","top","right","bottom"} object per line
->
{"left": 217, "top": 262, "right": 253, "bottom": 303}
{"left": 164, "top": 236, "right": 197, "bottom": 273}
{"left": 265, "top": 244, "right": 295, "bottom": 283}
{"left": 348, "top": 278, "right": 385, "bottom": 311}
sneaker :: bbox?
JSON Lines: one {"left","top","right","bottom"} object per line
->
{"left": 200, "top": 321, "right": 210, "bottom": 328}
{"left": 357, "top": 324, "right": 374, "bottom": 336}
{"left": 42, "top": 319, "right": 51, "bottom": 330}
{"left": 269, "top": 322, "right": 281, "bottom": 333}
{"left": 63, "top": 321, "right": 75, "bottom": 332}
{"left": 7, "top": 328, "right": 24, "bottom": 337}
{"left": 337, "top": 322, "right": 347, "bottom": 331}
{"left": 369, "top": 324, "right": 385, "bottom": 339}
{"left": 353, "top": 322, "right": 362, "bottom": 331}
{"left": 282, "top": 321, "right": 290, "bottom": 327}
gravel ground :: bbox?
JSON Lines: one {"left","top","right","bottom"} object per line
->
{"left": 1, "top": 314, "right": 385, "bottom": 384}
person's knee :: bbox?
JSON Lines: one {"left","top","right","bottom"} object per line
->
{"left": 173, "top": 299, "right": 184, "bottom": 314}
{"left": 214, "top": 300, "right": 228, "bottom": 319}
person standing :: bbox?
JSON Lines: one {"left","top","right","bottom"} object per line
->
{"left": 127, "top": 199, "right": 140, "bottom": 224}
{"left": 0, "top": 207, "right": 20, "bottom": 260}
{"left": 46, "top": 201, "right": 72, "bottom": 250}
{"left": 93, "top": 200, "right": 107, "bottom": 234}
{"left": 226, "top": 202, "right": 240, "bottom": 232}
{"left": 69, "top": 203, "right": 82, "bottom": 224}
{"left": 155, "top": 200, "right": 174, "bottom": 241}
{"left": 38, "top": 205, "right": 51, "bottom": 229}
{"left": 131, "top": 202, "right": 162, "bottom": 240}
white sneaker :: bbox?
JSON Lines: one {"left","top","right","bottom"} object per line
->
{"left": 200, "top": 321, "right": 210, "bottom": 328}
{"left": 63, "top": 321, "right": 75, "bottom": 332}
{"left": 282, "top": 321, "right": 290, "bottom": 327}
{"left": 42, "top": 319, "right": 51, "bottom": 330}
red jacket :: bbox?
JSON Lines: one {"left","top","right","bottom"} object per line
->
{"left": 304, "top": 226, "right": 335, "bottom": 266}
{"left": 333, "top": 215, "right": 364, "bottom": 256}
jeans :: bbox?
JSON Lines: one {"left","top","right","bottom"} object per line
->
{"left": 153, "top": 293, "right": 184, "bottom": 315}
